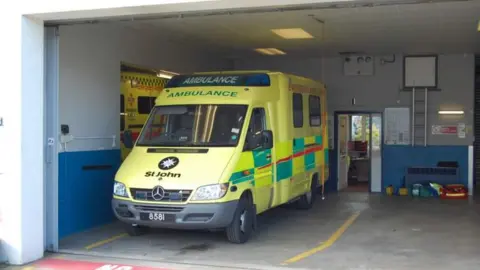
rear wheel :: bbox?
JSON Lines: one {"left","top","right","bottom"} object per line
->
{"left": 296, "top": 177, "right": 318, "bottom": 210}
{"left": 124, "top": 224, "right": 149, "bottom": 236}
{"left": 226, "top": 197, "right": 255, "bottom": 244}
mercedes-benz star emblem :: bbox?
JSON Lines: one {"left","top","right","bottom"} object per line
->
{"left": 158, "top": 156, "right": 179, "bottom": 170}
{"left": 152, "top": 186, "right": 165, "bottom": 201}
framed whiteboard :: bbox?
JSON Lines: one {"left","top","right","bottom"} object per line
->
{"left": 384, "top": 107, "right": 410, "bottom": 145}
{"left": 403, "top": 55, "right": 437, "bottom": 88}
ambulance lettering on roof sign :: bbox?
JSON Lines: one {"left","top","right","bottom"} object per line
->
{"left": 165, "top": 73, "right": 271, "bottom": 88}
{"left": 183, "top": 76, "right": 239, "bottom": 85}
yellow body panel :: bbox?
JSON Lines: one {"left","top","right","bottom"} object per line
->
{"left": 115, "top": 71, "right": 329, "bottom": 215}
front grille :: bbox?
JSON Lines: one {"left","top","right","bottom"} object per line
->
{"left": 134, "top": 205, "right": 184, "bottom": 213}
{"left": 130, "top": 188, "right": 192, "bottom": 202}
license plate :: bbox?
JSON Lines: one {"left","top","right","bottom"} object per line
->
{"left": 140, "top": 212, "right": 175, "bottom": 222}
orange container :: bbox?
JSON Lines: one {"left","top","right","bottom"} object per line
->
{"left": 440, "top": 184, "right": 468, "bottom": 199}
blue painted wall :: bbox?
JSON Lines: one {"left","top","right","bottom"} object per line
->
{"left": 58, "top": 150, "right": 121, "bottom": 239}
{"left": 382, "top": 145, "right": 468, "bottom": 191}
{"left": 328, "top": 146, "right": 468, "bottom": 193}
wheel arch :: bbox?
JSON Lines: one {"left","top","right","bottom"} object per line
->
{"left": 241, "top": 189, "right": 254, "bottom": 203}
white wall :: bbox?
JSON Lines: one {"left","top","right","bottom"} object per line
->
{"left": 235, "top": 54, "right": 475, "bottom": 145}
{"left": 0, "top": 16, "right": 44, "bottom": 265}
{"left": 58, "top": 23, "right": 229, "bottom": 152}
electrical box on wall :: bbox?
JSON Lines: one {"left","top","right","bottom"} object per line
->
{"left": 343, "top": 55, "right": 375, "bottom": 76}
{"left": 403, "top": 55, "right": 437, "bottom": 89}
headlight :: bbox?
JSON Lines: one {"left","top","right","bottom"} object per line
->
{"left": 191, "top": 183, "right": 229, "bottom": 201}
{"left": 113, "top": 181, "right": 128, "bottom": 197}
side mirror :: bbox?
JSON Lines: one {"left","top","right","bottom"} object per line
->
{"left": 262, "top": 130, "right": 273, "bottom": 149}
{"left": 245, "top": 130, "right": 273, "bottom": 151}
{"left": 246, "top": 132, "right": 262, "bottom": 150}
{"left": 123, "top": 130, "right": 134, "bottom": 149}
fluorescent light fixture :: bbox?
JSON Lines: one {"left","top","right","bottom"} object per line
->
{"left": 254, "top": 48, "right": 286, "bottom": 56}
{"left": 438, "top": 110, "right": 464, "bottom": 115}
{"left": 158, "top": 73, "right": 174, "bottom": 79}
{"left": 271, "top": 28, "right": 314, "bottom": 39}
{"left": 157, "top": 70, "right": 179, "bottom": 79}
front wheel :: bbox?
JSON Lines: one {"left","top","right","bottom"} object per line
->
{"left": 296, "top": 178, "right": 318, "bottom": 210}
{"left": 226, "top": 197, "right": 255, "bottom": 244}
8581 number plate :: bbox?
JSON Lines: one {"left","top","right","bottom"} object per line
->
{"left": 140, "top": 212, "right": 175, "bottom": 222}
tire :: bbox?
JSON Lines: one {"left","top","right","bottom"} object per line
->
{"left": 226, "top": 197, "right": 255, "bottom": 244}
{"left": 296, "top": 177, "right": 318, "bottom": 210}
{"left": 125, "top": 224, "right": 148, "bottom": 236}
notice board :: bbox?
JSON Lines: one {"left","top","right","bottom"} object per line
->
{"left": 384, "top": 107, "right": 410, "bottom": 145}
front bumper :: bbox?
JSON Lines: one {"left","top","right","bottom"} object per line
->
{"left": 112, "top": 198, "right": 238, "bottom": 230}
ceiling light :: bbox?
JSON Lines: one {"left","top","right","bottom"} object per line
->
{"left": 254, "top": 48, "right": 286, "bottom": 56}
{"left": 271, "top": 28, "right": 314, "bottom": 39}
{"left": 157, "top": 70, "right": 179, "bottom": 79}
{"left": 438, "top": 110, "right": 464, "bottom": 115}
{"left": 158, "top": 73, "right": 173, "bottom": 79}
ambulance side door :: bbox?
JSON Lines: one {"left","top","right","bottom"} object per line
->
{"left": 246, "top": 107, "right": 274, "bottom": 214}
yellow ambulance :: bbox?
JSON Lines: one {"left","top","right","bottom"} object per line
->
{"left": 120, "top": 72, "right": 167, "bottom": 160}
{"left": 113, "top": 71, "right": 329, "bottom": 243}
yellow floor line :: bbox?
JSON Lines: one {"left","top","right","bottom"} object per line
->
{"left": 84, "top": 233, "right": 128, "bottom": 250}
{"left": 281, "top": 212, "right": 361, "bottom": 265}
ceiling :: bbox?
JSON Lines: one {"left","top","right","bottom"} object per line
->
{"left": 120, "top": 0, "right": 480, "bottom": 57}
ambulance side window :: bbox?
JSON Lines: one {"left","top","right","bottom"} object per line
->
{"left": 249, "top": 108, "right": 266, "bottom": 134}
{"left": 309, "top": 95, "right": 321, "bottom": 127}
{"left": 293, "top": 93, "right": 303, "bottom": 128}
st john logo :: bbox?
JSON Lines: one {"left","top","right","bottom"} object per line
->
{"left": 158, "top": 156, "right": 179, "bottom": 170}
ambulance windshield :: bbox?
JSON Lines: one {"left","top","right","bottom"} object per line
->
{"left": 136, "top": 104, "right": 248, "bottom": 147}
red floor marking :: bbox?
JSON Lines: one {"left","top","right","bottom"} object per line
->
{"left": 36, "top": 258, "right": 169, "bottom": 270}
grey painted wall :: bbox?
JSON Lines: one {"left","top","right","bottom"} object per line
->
{"left": 58, "top": 24, "right": 229, "bottom": 152}
{"left": 235, "top": 54, "right": 474, "bottom": 146}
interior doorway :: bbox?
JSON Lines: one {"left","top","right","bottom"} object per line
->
{"left": 336, "top": 112, "right": 382, "bottom": 193}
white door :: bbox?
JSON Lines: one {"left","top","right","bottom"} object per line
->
{"left": 337, "top": 115, "right": 349, "bottom": 190}
{"left": 44, "top": 26, "right": 59, "bottom": 251}
{"left": 370, "top": 113, "right": 382, "bottom": 192}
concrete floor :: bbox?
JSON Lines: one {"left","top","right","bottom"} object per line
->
{"left": 54, "top": 192, "right": 480, "bottom": 270}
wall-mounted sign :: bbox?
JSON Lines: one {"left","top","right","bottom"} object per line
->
{"left": 457, "top": 123, "right": 466, "bottom": 139}
{"left": 432, "top": 125, "right": 457, "bottom": 135}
